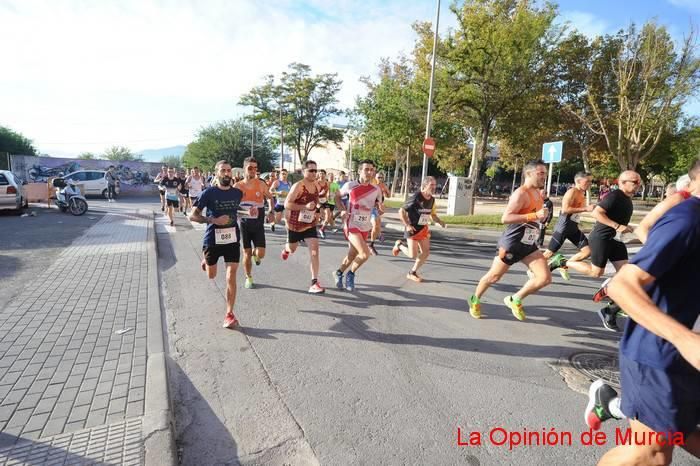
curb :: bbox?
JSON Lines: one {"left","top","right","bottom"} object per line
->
{"left": 140, "top": 209, "right": 177, "bottom": 466}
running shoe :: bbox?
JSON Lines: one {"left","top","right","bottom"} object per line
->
{"left": 223, "top": 312, "right": 238, "bottom": 329}
{"left": 558, "top": 266, "right": 571, "bottom": 281}
{"left": 281, "top": 249, "right": 289, "bottom": 261}
{"left": 392, "top": 240, "right": 402, "bottom": 257}
{"left": 253, "top": 254, "right": 261, "bottom": 266}
{"left": 333, "top": 270, "right": 344, "bottom": 289}
{"left": 200, "top": 259, "right": 206, "bottom": 272}
{"left": 308, "top": 282, "right": 325, "bottom": 294}
{"left": 468, "top": 295, "right": 481, "bottom": 319}
{"left": 244, "top": 276, "right": 254, "bottom": 289}
{"left": 407, "top": 271, "right": 423, "bottom": 282}
{"left": 593, "top": 277, "right": 613, "bottom": 302}
{"left": 318, "top": 226, "right": 326, "bottom": 239}
{"left": 369, "top": 243, "right": 378, "bottom": 256}
{"left": 161, "top": 206, "right": 165, "bottom": 212}
{"left": 584, "top": 379, "right": 619, "bottom": 430}
{"left": 548, "top": 253, "right": 567, "bottom": 271}
{"left": 345, "top": 271, "right": 356, "bottom": 292}
{"left": 332, "top": 228, "right": 339, "bottom": 234}
{"left": 504, "top": 295, "right": 526, "bottom": 321}
{"left": 598, "top": 305, "right": 619, "bottom": 332}
{"left": 183, "top": 210, "right": 187, "bottom": 216}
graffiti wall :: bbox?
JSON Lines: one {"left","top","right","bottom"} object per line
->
{"left": 11, "top": 155, "right": 163, "bottom": 194}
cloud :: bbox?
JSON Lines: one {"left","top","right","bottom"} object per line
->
{"left": 558, "top": 11, "right": 610, "bottom": 38}
{"left": 667, "top": 0, "right": 700, "bottom": 12}
{"left": 0, "top": 0, "right": 453, "bottom": 153}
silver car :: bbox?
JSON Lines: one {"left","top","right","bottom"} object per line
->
{"left": 0, "top": 170, "right": 28, "bottom": 211}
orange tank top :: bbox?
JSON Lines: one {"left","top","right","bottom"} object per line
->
{"left": 516, "top": 188, "right": 543, "bottom": 214}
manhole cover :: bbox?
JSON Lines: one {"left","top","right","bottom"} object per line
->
{"left": 569, "top": 352, "right": 620, "bottom": 389}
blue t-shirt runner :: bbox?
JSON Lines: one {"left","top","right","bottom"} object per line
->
{"left": 195, "top": 185, "right": 243, "bottom": 253}
{"left": 618, "top": 196, "right": 700, "bottom": 436}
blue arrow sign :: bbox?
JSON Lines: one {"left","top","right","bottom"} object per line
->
{"left": 542, "top": 141, "right": 563, "bottom": 163}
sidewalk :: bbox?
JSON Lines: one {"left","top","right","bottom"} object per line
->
{"left": 0, "top": 210, "right": 174, "bottom": 465}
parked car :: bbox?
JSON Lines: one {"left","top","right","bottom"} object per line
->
{"left": 63, "top": 170, "right": 121, "bottom": 199}
{"left": 0, "top": 170, "right": 28, "bottom": 212}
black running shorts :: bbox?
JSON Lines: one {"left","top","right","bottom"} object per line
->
{"left": 287, "top": 228, "right": 318, "bottom": 244}
{"left": 166, "top": 199, "right": 179, "bottom": 208}
{"left": 547, "top": 225, "right": 589, "bottom": 253}
{"left": 241, "top": 222, "right": 266, "bottom": 250}
{"left": 588, "top": 233, "right": 628, "bottom": 268}
{"left": 203, "top": 243, "right": 240, "bottom": 265}
{"left": 497, "top": 243, "right": 539, "bottom": 266}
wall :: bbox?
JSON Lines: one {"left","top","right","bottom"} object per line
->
{"left": 11, "top": 155, "right": 162, "bottom": 194}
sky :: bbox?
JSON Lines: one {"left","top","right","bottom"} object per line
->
{"left": 0, "top": 0, "right": 698, "bottom": 157}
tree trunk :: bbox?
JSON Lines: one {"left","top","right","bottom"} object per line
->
{"left": 403, "top": 146, "right": 410, "bottom": 201}
{"left": 391, "top": 146, "right": 401, "bottom": 198}
{"left": 465, "top": 124, "right": 490, "bottom": 215}
{"left": 581, "top": 147, "right": 592, "bottom": 205}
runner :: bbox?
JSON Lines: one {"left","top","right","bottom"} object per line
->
{"left": 316, "top": 169, "right": 330, "bottom": 239}
{"left": 178, "top": 168, "right": 190, "bottom": 215}
{"left": 332, "top": 171, "right": 350, "bottom": 231}
{"left": 154, "top": 165, "right": 167, "bottom": 212}
{"left": 105, "top": 165, "right": 118, "bottom": 203}
{"left": 281, "top": 160, "right": 325, "bottom": 293}
{"left": 234, "top": 157, "right": 274, "bottom": 289}
{"left": 332, "top": 160, "right": 384, "bottom": 292}
{"left": 265, "top": 170, "right": 279, "bottom": 225}
{"left": 583, "top": 182, "right": 700, "bottom": 466}
{"left": 319, "top": 172, "right": 338, "bottom": 235}
{"left": 186, "top": 166, "right": 207, "bottom": 204}
{"left": 468, "top": 160, "right": 566, "bottom": 321}
{"left": 159, "top": 167, "right": 183, "bottom": 226}
{"left": 392, "top": 176, "right": 445, "bottom": 282}
{"left": 189, "top": 160, "right": 252, "bottom": 329}
{"left": 369, "top": 172, "right": 391, "bottom": 255}
{"left": 636, "top": 174, "right": 692, "bottom": 244}
{"left": 542, "top": 172, "right": 595, "bottom": 280}
{"left": 564, "top": 171, "right": 639, "bottom": 329}
{"left": 270, "top": 169, "right": 291, "bottom": 232}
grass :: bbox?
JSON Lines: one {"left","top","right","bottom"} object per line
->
{"left": 383, "top": 199, "right": 405, "bottom": 209}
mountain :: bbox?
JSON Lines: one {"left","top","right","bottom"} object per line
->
{"left": 136, "top": 145, "right": 187, "bottom": 163}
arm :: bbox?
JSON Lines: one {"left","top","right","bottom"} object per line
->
{"left": 189, "top": 206, "right": 228, "bottom": 226}
{"left": 592, "top": 206, "right": 632, "bottom": 233}
{"left": 636, "top": 194, "right": 684, "bottom": 244}
{"left": 399, "top": 207, "right": 416, "bottom": 234}
{"left": 501, "top": 191, "right": 546, "bottom": 224}
{"left": 431, "top": 206, "right": 445, "bottom": 228}
{"left": 561, "top": 190, "right": 589, "bottom": 214}
{"left": 608, "top": 264, "right": 700, "bottom": 371}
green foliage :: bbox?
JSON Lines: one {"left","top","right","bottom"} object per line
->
{"left": 161, "top": 155, "right": 183, "bottom": 169}
{"left": 0, "top": 126, "right": 36, "bottom": 155}
{"left": 240, "top": 63, "right": 344, "bottom": 164}
{"left": 103, "top": 146, "right": 142, "bottom": 161}
{"left": 77, "top": 152, "right": 97, "bottom": 160}
{"left": 183, "top": 119, "right": 275, "bottom": 172}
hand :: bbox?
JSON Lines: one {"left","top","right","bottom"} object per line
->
{"left": 305, "top": 202, "right": 316, "bottom": 210}
{"left": 439, "top": 220, "right": 446, "bottom": 228}
{"left": 340, "top": 211, "right": 349, "bottom": 220}
{"left": 677, "top": 332, "right": 700, "bottom": 371}
{"left": 618, "top": 224, "right": 633, "bottom": 234}
{"left": 406, "top": 225, "right": 416, "bottom": 234}
{"left": 586, "top": 204, "right": 595, "bottom": 212}
{"left": 536, "top": 208, "right": 548, "bottom": 222}
{"left": 249, "top": 207, "right": 258, "bottom": 218}
{"left": 212, "top": 215, "right": 231, "bottom": 226}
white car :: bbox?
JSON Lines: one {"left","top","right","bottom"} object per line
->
{"left": 0, "top": 170, "right": 28, "bottom": 211}
{"left": 64, "top": 170, "right": 121, "bottom": 198}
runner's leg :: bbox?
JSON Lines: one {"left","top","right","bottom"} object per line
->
{"left": 225, "top": 262, "right": 238, "bottom": 315}
{"left": 347, "top": 232, "right": 370, "bottom": 273}
{"left": 516, "top": 252, "right": 552, "bottom": 300}
{"left": 474, "top": 256, "right": 511, "bottom": 299}
{"left": 597, "top": 419, "right": 675, "bottom": 466}
{"left": 308, "top": 237, "right": 320, "bottom": 280}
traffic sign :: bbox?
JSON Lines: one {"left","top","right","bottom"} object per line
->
{"left": 542, "top": 141, "right": 563, "bottom": 163}
{"left": 422, "top": 137, "right": 436, "bottom": 158}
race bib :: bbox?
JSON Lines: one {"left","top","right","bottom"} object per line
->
{"left": 298, "top": 209, "right": 315, "bottom": 223}
{"left": 215, "top": 227, "right": 237, "bottom": 245}
{"left": 418, "top": 214, "right": 432, "bottom": 226}
{"left": 570, "top": 213, "right": 581, "bottom": 223}
{"left": 352, "top": 212, "right": 371, "bottom": 230}
{"left": 521, "top": 227, "right": 538, "bottom": 245}
{"left": 277, "top": 190, "right": 288, "bottom": 198}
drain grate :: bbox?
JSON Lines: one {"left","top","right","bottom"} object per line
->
{"left": 569, "top": 352, "right": 620, "bottom": 389}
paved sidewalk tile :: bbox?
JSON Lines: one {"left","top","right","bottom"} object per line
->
{"left": 0, "top": 211, "right": 152, "bottom": 463}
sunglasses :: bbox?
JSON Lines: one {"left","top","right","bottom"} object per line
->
{"left": 621, "top": 179, "right": 641, "bottom": 185}
{"left": 306, "top": 169, "right": 318, "bottom": 173}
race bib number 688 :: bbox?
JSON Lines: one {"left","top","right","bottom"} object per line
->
{"left": 215, "top": 227, "right": 237, "bottom": 245}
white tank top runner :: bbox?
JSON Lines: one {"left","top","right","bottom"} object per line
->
{"left": 189, "top": 177, "right": 205, "bottom": 196}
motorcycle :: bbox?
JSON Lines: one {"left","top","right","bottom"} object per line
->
{"left": 52, "top": 177, "right": 89, "bottom": 216}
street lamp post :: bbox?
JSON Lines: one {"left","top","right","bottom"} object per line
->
{"left": 279, "top": 106, "right": 284, "bottom": 171}
{"left": 421, "top": 0, "right": 440, "bottom": 182}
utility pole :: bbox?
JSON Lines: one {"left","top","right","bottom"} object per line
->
{"left": 421, "top": 0, "right": 440, "bottom": 182}
{"left": 250, "top": 112, "right": 255, "bottom": 158}
{"left": 279, "top": 106, "right": 284, "bottom": 171}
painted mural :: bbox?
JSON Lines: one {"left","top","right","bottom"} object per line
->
{"left": 11, "top": 155, "right": 163, "bottom": 194}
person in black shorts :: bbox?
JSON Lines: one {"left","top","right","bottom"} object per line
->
{"left": 154, "top": 166, "right": 167, "bottom": 212}
{"left": 189, "top": 160, "right": 254, "bottom": 329}
{"left": 178, "top": 169, "right": 190, "bottom": 215}
{"left": 159, "top": 167, "right": 183, "bottom": 226}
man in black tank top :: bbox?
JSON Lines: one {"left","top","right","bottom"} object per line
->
{"left": 468, "top": 160, "right": 562, "bottom": 322}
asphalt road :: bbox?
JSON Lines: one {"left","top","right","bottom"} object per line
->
{"left": 151, "top": 199, "right": 699, "bottom": 466}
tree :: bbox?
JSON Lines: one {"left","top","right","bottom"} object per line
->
{"left": 161, "top": 155, "right": 183, "bottom": 169}
{"left": 579, "top": 22, "right": 700, "bottom": 170}
{"left": 183, "top": 119, "right": 275, "bottom": 171}
{"left": 0, "top": 126, "right": 36, "bottom": 155}
{"left": 77, "top": 152, "right": 97, "bottom": 160}
{"left": 439, "top": 0, "right": 559, "bottom": 213}
{"left": 240, "top": 63, "right": 344, "bottom": 164}
{"left": 103, "top": 146, "right": 142, "bottom": 161}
